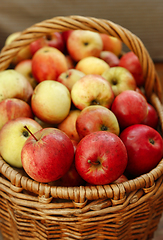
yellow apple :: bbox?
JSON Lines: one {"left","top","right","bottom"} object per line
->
{"left": 100, "top": 34, "right": 122, "bottom": 56}
{"left": 0, "top": 69, "right": 33, "bottom": 103}
{"left": 75, "top": 56, "right": 110, "bottom": 75}
{"left": 0, "top": 117, "right": 42, "bottom": 168}
{"left": 31, "top": 80, "right": 71, "bottom": 124}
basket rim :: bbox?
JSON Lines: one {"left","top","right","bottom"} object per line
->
{"left": 0, "top": 15, "right": 163, "bottom": 204}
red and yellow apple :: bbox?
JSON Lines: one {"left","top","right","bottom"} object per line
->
{"left": 100, "top": 34, "right": 122, "bottom": 56}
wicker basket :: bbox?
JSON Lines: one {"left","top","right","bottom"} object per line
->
{"left": 0, "top": 15, "right": 163, "bottom": 240}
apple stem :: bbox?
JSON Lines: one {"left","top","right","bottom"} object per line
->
{"left": 88, "top": 159, "right": 100, "bottom": 165}
{"left": 24, "top": 126, "right": 38, "bottom": 141}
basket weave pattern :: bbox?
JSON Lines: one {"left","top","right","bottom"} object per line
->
{"left": 0, "top": 16, "right": 163, "bottom": 240}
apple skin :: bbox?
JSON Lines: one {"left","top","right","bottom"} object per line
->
{"left": 75, "top": 131, "right": 128, "bottom": 185}
{"left": 111, "top": 90, "right": 148, "bottom": 129}
{"left": 57, "top": 69, "right": 85, "bottom": 91}
{"left": 76, "top": 105, "right": 120, "bottom": 139}
{"left": 119, "top": 51, "right": 144, "bottom": 87}
{"left": 58, "top": 109, "right": 81, "bottom": 142}
{"left": 142, "top": 103, "right": 159, "bottom": 129}
{"left": 0, "top": 98, "right": 33, "bottom": 130}
{"left": 71, "top": 74, "right": 114, "bottom": 110}
{"left": 30, "top": 32, "right": 65, "bottom": 55}
{"left": 120, "top": 124, "right": 163, "bottom": 178}
{"left": 113, "top": 174, "right": 128, "bottom": 184}
{"left": 31, "top": 80, "right": 71, "bottom": 124}
{"left": 75, "top": 56, "right": 110, "bottom": 75}
{"left": 102, "top": 66, "right": 137, "bottom": 96}
{"left": 0, "top": 69, "right": 33, "bottom": 103}
{"left": 0, "top": 117, "right": 42, "bottom": 168}
{"left": 100, "top": 51, "right": 120, "bottom": 67}
{"left": 100, "top": 34, "right": 122, "bottom": 56}
{"left": 31, "top": 46, "right": 68, "bottom": 83}
{"left": 5, "top": 32, "right": 32, "bottom": 66}
{"left": 15, "top": 59, "right": 38, "bottom": 89}
{"left": 67, "top": 30, "right": 103, "bottom": 62}
{"left": 21, "top": 127, "right": 74, "bottom": 183}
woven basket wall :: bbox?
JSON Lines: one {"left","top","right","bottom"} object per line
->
{"left": 0, "top": 15, "right": 163, "bottom": 240}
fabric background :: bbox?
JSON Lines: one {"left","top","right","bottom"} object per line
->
{"left": 0, "top": 0, "right": 163, "bottom": 61}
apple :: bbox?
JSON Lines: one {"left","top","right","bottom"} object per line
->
{"left": 31, "top": 46, "right": 68, "bottom": 83}
{"left": 102, "top": 66, "right": 137, "bottom": 96}
{"left": 0, "top": 98, "right": 33, "bottom": 130}
{"left": 113, "top": 174, "right": 128, "bottom": 184}
{"left": 0, "top": 69, "right": 33, "bottom": 103}
{"left": 120, "top": 124, "right": 163, "bottom": 178}
{"left": 76, "top": 105, "right": 120, "bottom": 139}
{"left": 31, "top": 80, "right": 71, "bottom": 124}
{"left": 119, "top": 51, "right": 144, "bottom": 87}
{"left": 57, "top": 109, "right": 81, "bottom": 142}
{"left": 15, "top": 59, "right": 38, "bottom": 89}
{"left": 111, "top": 90, "right": 148, "bottom": 129}
{"left": 71, "top": 74, "right": 114, "bottom": 110}
{"left": 0, "top": 117, "right": 42, "bottom": 168}
{"left": 100, "top": 51, "right": 120, "bottom": 67}
{"left": 75, "top": 56, "right": 110, "bottom": 75}
{"left": 65, "top": 55, "right": 75, "bottom": 69}
{"left": 30, "top": 32, "right": 65, "bottom": 55}
{"left": 5, "top": 31, "right": 32, "bottom": 66}
{"left": 142, "top": 103, "right": 159, "bottom": 129}
{"left": 21, "top": 127, "right": 74, "bottom": 183}
{"left": 67, "top": 30, "right": 103, "bottom": 62}
{"left": 57, "top": 69, "right": 85, "bottom": 91}
{"left": 62, "top": 30, "right": 73, "bottom": 45}
{"left": 53, "top": 161, "right": 86, "bottom": 187}
{"left": 100, "top": 34, "right": 122, "bottom": 56}
{"left": 75, "top": 131, "right": 128, "bottom": 185}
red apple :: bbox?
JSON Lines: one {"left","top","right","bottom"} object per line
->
{"left": 111, "top": 90, "right": 148, "bottom": 129}
{"left": 100, "top": 51, "right": 120, "bottom": 67}
{"left": 102, "top": 66, "right": 137, "bottom": 96}
{"left": 21, "top": 127, "right": 74, "bottom": 182}
{"left": 0, "top": 98, "right": 33, "bottom": 130}
{"left": 119, "top": 51, "right": 145, "bottom": 87}
{"left": 120, "top": 124, "right": 163, "bottom": 178}
{"left": 75, "top": 131, "right": 128, "bottom": 185}
{"left": 142, "top": 103, "right": 159, "bottom": 129}
{"left": 71, "top": 74, "right": 114, "bottom": 110}
{"left": 67, "top": 30, "right": 103, "bottom": 62}
{"left": 30, "top": 32, "right": 65, "bottom": 55}
{"left": 100, "top": 34, "right": 122, "bottom": 56}
{"left": 76, "top": 105, "right": 120, "bottom": 139}
{"left": 113, "top": 174, "right": 128, "bottom": 184}
{"left": 31, "top": 46, "right": 68, "bottom": 83}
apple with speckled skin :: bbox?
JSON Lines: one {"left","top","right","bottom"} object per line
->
{"left": 21, "top": 127, "right": 74, "bottom": 183}
{"left": 75, "top": 131, "right": 128, "bottom": 185}
{"left": 71, "top": 74, "right": 114, "bottom": 110}
{"left": 0, "top": 98, "right": 33, "bottom": 130}
{"left": 57, "top": 69, "right": 85, "bottom": 91}
{"left": 0, "top": 117, "right": 42, "bottom": 168}
{"left": 32, "top": 46, "right": 68, "bottom": 83}
{"left": 111, "top": 90, "right": 148, "bottom": 129}
{"left": 120, "top": 124, "right": 163, "bottom": 178}
{"left": 76, "top": 105, "right": 120, "bottom": 139}
{"left": 0, "top": 69, "right": 33, "bottom": 103}
{"left": 102, "top": 66, "right": 137, "bottom": 96}
{"left": 67, "top": 30, "right": 103, "bottom": 62}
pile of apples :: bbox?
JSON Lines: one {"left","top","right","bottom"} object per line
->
{"left": 0, "top": 29, "right": 163, "bottom": 187}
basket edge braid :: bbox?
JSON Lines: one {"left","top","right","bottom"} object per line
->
{"left": 0, "top": 15, "right": 163, "bottom": 204}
